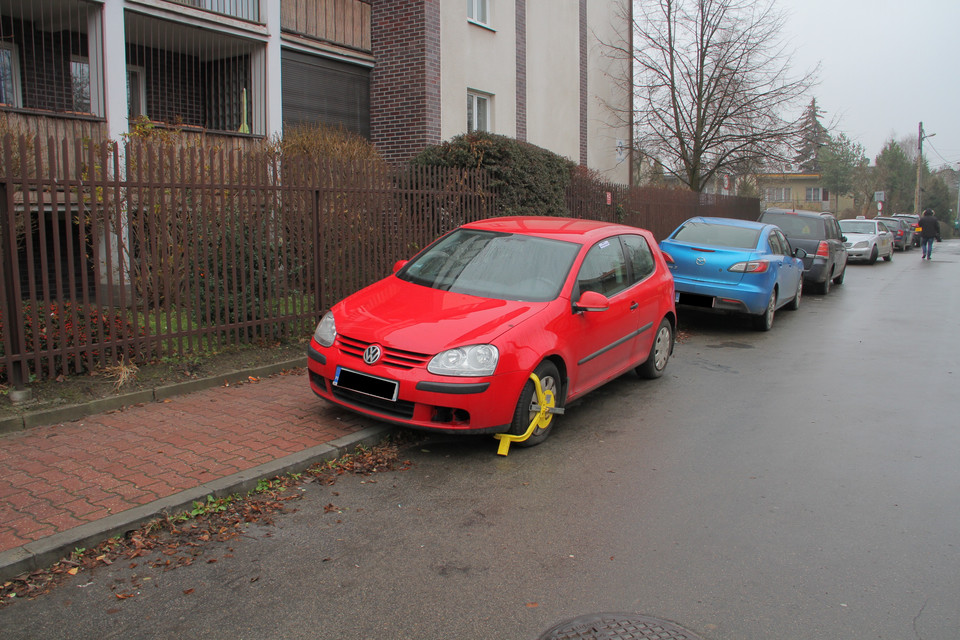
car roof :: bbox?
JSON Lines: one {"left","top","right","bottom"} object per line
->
{"left": 461, "top": 216, "right": 646, "bottom": 242}
{"left": 681, "top": 216, "right": 772, "bottom": 232}
{"left": 762, "top": 208, "right": 834, "bottom": 219}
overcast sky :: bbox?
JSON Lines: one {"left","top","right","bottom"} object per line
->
{"left": 781, "top": 0, "right": 960, "bottom": 168}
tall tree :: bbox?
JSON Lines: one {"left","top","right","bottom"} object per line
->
{"left": 794, "top": 98, "right": 830, "bottom": 172}
{"left": 622, "top": 0, "right": 817, "bottom": 192}
{"left": 872, "top": 139, "right": 916, "bottom": 214}
{"left": 818, "top": 133, "right": 866, "bottom": 204}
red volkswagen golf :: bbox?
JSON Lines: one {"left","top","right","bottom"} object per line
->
{"left": 307, "top": 216, "right": 676, "bottom": 446}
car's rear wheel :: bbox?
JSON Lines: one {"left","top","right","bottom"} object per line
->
{"left": 752, "top": 291, "right": 776, "bottom": 331}
{"left": 884, "top": 247, "right": 893, "bottom": 261}
{"left": 509, "top": 360, "right": 561, "bottom": 447}
{"left": 787, "top": 278, "right": 802, "bottom": 311}
{"left": 819, "top": 274, "right": 831, "bottom": 295}
{"left": 636, "top": 317, "right": 673, "bottom": 379}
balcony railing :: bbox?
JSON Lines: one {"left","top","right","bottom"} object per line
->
{"left": 164, "top": 0, "right": 260, "bottom": 22}
{"left": 281, "top": 0, "right": 371, "bottom": 52}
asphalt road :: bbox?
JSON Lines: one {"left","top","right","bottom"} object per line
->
{"left": 3, "top": 241, "right": 959, "bottom": 640}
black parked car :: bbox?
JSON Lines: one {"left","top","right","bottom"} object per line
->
{"left": 891, "top": 213, "right": 922, "bottom": 247}
{"left": 758, "top": 209, "right": 848, "bottom": 294}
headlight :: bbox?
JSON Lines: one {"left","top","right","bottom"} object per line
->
{"left": 853, "top": 241, "right": 868, "bottom": 249}
{"left": 313, "top": 312, "right": 337, "bottom": 347}
{"left": 428, "top": 345, "right": 499, "bottom": 377}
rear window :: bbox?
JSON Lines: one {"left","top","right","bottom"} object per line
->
{"left": 671, "top": 221, "right": 761, "bottom": 249}
{"left": 760, "top": 212, "right": 825, "bottom": 240}
{"left": 877, "top": 218, "right": 900, "bottom": 229}
{"left": 839, "top": 220, "right": 877, "bottom": 234}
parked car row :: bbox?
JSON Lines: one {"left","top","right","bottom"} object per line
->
{"left": 305, "top": 207, "right": 896, "bottom": 449}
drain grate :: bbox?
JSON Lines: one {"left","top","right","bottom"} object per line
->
{"left": 538, "top": 612, "right": 705, "bottom": 640}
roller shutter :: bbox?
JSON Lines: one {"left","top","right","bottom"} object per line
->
{"left": 281, "top": 50, "right": 370, "bottom": 138}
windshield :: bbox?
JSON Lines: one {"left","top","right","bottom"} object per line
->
{"left": 760, "top": 212, "right": 825, "bottom": 239}
{"left": 839, "top": 220, "right": 877, "bottom": 234}
{"left": 672, "top": 221, "right": 760, "bottom": 249}
{"left": 396, "top": 228, "right": 581, "bottom": 301}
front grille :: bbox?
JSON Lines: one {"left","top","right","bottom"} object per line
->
{"left": 332, "top": 386, "right": 416, "bottom": 419}
{"left": 337, "top": 334, "right": 432, "bottom": 370}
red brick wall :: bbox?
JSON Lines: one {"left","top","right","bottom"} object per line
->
{"left": 515, "top": 0, "right": 526, "bottom": 142}
{"left": 370, "top": 0, "right": 441, "bottom": 165}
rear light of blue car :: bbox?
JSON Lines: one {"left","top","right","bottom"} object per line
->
{"left": 728, "top": 260, "right": 769, "bottom": 273}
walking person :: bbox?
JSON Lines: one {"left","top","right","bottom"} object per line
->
{"left": 919, "top": 208, "right": 941, "bottom": 260}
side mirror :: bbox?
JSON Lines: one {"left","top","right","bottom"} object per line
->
{"left": 392, "top": 260, "right": 408, "bottom": 273}
{"left": 573, "top": 290, "right": 610, "bottom": 313}
{"left": 841, "top": 235, "right": 847, "bottom": 242}
{"left": 793, "top": 248, "right": 807, "bottom": 259}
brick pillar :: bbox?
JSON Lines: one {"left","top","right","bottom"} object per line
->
{"left": 371, "top": 0, "right": 442, "bottom": 165}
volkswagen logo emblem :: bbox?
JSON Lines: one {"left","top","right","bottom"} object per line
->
{"left": 363, "top": 345, "right": 382, "bottom": 365}
{"left": 695, "top": 256, "right": 706, "bottom": 266}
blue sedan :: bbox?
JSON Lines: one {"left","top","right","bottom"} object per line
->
{"left": 660, "top": 217, "right": 806, "bottom": 331}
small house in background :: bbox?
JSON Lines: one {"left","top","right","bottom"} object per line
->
{"left": 756, "top": 171, "right": 855, "bottom": 217}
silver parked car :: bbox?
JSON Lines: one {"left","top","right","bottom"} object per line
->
{"left": 839, "top": 217, "right": 894, "bottom": 264}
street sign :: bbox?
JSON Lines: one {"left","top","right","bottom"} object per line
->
{"left": 877, "top": 201, "right": 883, "bottom": 212}
{"left": 874, "top": 191, "right": 885, "bottom": 202}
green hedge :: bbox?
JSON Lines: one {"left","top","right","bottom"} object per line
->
{"left": 410, "top": 132, "right": 575, "bottom": 217}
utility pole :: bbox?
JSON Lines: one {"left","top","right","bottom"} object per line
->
{"left": 914, "top": 122, "right": 935, "bottom": 215}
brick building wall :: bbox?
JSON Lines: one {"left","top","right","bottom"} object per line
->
{"left": 370, "top": 0, "right": 441, "bottom": 164}
{"left": 515, "top": 0, "right": 526, "bottom": 142}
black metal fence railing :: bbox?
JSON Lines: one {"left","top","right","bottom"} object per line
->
{"left": 1, "top": 134, "right": 759, "bottom": 387}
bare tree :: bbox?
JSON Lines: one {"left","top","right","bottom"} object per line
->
{"left": 623, "top": 0, "right": 817, "bottom": 192}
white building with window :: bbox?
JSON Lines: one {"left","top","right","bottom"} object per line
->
{"left": 372, "top": 0, "right": 633, "bottom": 182}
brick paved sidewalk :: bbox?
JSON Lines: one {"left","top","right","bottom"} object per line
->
{"left": 0, "top": 368, "right": 387, "bottom": 580}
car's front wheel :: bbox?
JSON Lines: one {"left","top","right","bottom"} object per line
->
{"left": 752, "top": 291, "right": 776, "bottom": 331}
{"left": 869, "top": 246, "right": 879, "bottom": 264}
{"left": 509, "top": 360, "right": 561, "bottom": 447}
{"left": 636, "top": 317, "right": 673, "bottom": 379}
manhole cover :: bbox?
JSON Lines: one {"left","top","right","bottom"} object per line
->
{"left": 538, "top": 612, "right": 705, "bottom": 640}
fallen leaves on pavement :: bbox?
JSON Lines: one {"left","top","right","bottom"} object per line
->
{"left": 0, "top": 438, "right": 415, "bottom": 606}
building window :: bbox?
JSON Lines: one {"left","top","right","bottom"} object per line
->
{"left": 467, "top": 91, "right": 490, "bottom": 132}
{"left": 71, "top": 55, "right": 91, "bottom": 113}
{"left": 805, "top": 187, "right": 829, "bottom": 202}
{"left": 467, "top": 0, "right": 489, "bottom": 25}
{"left": 0, "top": 43, "right": 22, "bottom": 107}
{"left": 765, "top": 187, "right": 791, "bottom": 202}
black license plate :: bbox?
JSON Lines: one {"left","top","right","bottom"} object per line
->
{"left": 333, "top": 367, "right": 399, "bottom": 402}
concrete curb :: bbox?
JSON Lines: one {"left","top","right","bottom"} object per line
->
{"left": 0, "top": 357, "right": 308, "bottom": 436}
{"left": 0, "top": 424, "right": 391, "bottom": 583}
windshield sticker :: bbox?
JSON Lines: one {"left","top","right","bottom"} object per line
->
{"left": 599, "top": 240, "right": 610, "bottom": 249}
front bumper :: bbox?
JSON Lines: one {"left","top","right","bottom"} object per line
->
{"left": 307, "top": 341, "right": 525, "bottom": 434}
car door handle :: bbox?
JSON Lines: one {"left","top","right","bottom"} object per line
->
{"left": 630, "top": 302, "right": 639, "bottom": 310}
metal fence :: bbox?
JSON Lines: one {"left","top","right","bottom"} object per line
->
{"left": 1, "top": 134, "right": 759, "bottom": 388}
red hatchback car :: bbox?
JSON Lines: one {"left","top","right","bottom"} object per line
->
{"left": 307, "top": 216, "right": 676, "bottom": 446}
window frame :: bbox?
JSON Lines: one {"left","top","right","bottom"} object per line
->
{"left": 127, "top": 65, "right": 147, "bottom": 119}
{"left": 70, "top": 54, "right": 92, "bottom": 114}
{"left": 467, "top": 91, "right": 491, "bottom": 133}
{"left": 467, "top": 0, "right": 489, "bottom": 26}
{"left": 0, "top": 42, "right": 23, "bottom": 108}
